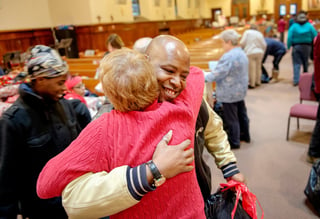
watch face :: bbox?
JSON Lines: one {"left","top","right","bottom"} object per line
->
{"left": 155, "top": 176, "right": 166, "bottom": 187}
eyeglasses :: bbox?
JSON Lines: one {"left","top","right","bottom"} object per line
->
{"left": 73, "top": 84, "right": 85, "bottom": 89}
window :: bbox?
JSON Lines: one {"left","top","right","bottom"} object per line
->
{"left": 290, "top": 4, "right": 297, "bottom": 15}
{"left": 279, "top": 4, "right": 286, "bottom": 16}
{"left": 132, "top": 0, "right": 140, "bottom": 16}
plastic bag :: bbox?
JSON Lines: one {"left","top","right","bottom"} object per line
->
{"left": 205, "top": 180, "right": 264, "bottom": 219}
{"left": 304, "top": 160, "right": 320, "bottom": 214}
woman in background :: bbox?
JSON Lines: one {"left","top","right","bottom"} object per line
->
{"left": 105, "top": 33, "right": 125, "bottom": 55}
{"left": 206, "top": 29, "right": 250, "bottom": 149}
{"left": 64, "top": 76, "right": 87, "bottom": 105}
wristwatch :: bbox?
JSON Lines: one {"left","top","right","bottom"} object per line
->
{"left": 146, "top": 160, "right": 166, "bottom": 187}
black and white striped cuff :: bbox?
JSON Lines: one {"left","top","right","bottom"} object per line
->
{"left": 126, "top": 164, "right": 155, "bottom": 201}
{"left": 221, "top": 162, "right": 240, "bottom": 178}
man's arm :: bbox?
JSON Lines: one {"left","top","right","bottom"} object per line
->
{"left": 62, "top": 167, "right": 139, "bottom": 219}
{"left": 203, "top": 100, "right": 245, "bottom": 182}
{"left": 62, "top": 131, "right": 194, "bottom": 218}
{"left": 239, "top": 32, "right": 247, "bottom": 49}
{"left": 287, "top": 27, "right": 293, "bottom": 49}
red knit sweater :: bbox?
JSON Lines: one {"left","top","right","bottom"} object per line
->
{"left": 37, "top": 66, "right": 205, "bottom": 218}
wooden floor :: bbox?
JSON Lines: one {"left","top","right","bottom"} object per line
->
{"left": 204, "top": 43, "right": 320, "bottom": 218}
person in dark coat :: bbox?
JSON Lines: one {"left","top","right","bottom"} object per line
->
{"left": 287, "top": 11, "right": 318, "bottom": 86}
{"left": 0, "top": 45, "right": 91, "bottom": 219}
{"left": 261, "top": 37, "right": 287, "bottom": 82}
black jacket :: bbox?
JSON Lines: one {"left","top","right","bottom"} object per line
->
{"left": 194, "top": 99, "right": 212, "bottom": 201}
{"left": 0, "top": 83, "right": 91, "bottom": 219}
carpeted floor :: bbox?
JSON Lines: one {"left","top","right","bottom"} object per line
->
{"left": 204, "top": 46, "right": 320, "bottom": 218}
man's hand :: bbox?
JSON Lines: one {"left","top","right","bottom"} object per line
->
{"left": 228, "top": 173, "right": 246, "bottom": 184}
{"left": 152, "top": 130, "right": 194, "bottom": 179}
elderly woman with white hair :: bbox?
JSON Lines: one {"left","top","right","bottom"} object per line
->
{"left": 205, "top": 29, "right": 250, "bottom": 149}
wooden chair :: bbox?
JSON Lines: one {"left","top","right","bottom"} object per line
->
{"left": 286, "top": 73, "right": 319, "bottom": 140}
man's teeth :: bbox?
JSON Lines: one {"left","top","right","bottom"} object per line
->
{"left": 165, "top": 88, "right": 175, "bottom": 96}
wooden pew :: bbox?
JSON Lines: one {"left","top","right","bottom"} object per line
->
{"left": 69, "top": 69, "right": 97, "bottom": 78}
{"left": 174, "top": 28, "right": 222, "bottom": 45}
{"left": 68, "top": 63, "right": 98, "bottom": 70}
{"left": 66, "top": 58, "right": 101, "bottom": 64}
{"left": 82, "top": 78, "right": 104, "bottom": 96}
{"left": 66, "top": 59, "right": 99, "bottom": 78}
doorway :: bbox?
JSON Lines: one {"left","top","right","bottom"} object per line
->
{"left": 231, "top": 0, "right": 249, "bottom": 21}
{"left": 211, "top": 8, "right": 222, "bottom": 23}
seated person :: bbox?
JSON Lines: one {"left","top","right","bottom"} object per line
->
{"left": 64, "top": 76, "right": 87, "bottom": 105}
{"left": 94, "top": 34, "right": 125, "bottom": 80}
{"left": 104, "top": 33, "right": 125, "bottom": 56}
{"left": 37, "top": 47, "right": 206, "bottom": 218}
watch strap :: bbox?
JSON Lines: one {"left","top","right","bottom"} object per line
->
{"left": 146, "top": 160, "right": 162, "bottom": 180}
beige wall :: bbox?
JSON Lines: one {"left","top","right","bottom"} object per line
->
{"left": 139, "top": 0, "right": 175, "bottom": 21}
{"left": 0, "top": 0, "right": 52, "bottom": 30}
{"left": 48, "top": 0, "right": 92, "bottom": 26}
{"left": 176, "top": 0, "right": 201, "bottom": 19}
{"left": 90, "top": 0, "right": 133, "bottom": 23}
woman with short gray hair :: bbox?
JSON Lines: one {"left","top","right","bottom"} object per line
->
{"left": 205, "top": 29, "right": 250, "bottom": 149}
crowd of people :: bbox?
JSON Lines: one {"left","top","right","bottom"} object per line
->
{"left": 0, "top": 9, "right": 319, "bottom": 219}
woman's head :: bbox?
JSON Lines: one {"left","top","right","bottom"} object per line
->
{"left": 27, "top": 45, "right": 69, "bottom": 101}
{"left": 106, "top": 33, "right": 125, "bottom": 52}
{"left": 65, "top": 76, "right": 85, "bottom": 96}
{"left": 219, "top": 29, "right": 240, "bottom": 51}
{"left": 99, "top": 48, "right": 159, "bottom": 112}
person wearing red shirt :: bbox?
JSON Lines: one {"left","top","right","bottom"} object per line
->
{"left": 277, "top": 16, "right": 287, "bottom": 43}
{"left": 64, "top": 76, "right": 87, "bottom": 105}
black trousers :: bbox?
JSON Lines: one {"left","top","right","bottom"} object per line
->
{"left": 222, "top": 101, "right": 250, "bottom": 146}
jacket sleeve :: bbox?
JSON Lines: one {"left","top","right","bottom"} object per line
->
{"left": 62, "top": 166, "right": 142, "bottom": 219}
{"left": 287, "top": 27, "right": 293, "bottom": 49}
{"left": 0, "top": 110, "right": 24, "bottom": 217}
{"left": 68, "top": 99, "right": 92, "bottom": 129}
{"left": 205, "top": 53, "right": 232, "bottom": 83}
{"left": 203, "top": 101, "right": 240, "bottom": 178}
{"left": 239, "top": 32, "right": 247, "bottom": 49}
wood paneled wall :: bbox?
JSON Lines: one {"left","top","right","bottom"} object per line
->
{"left": 76, "top": 19, "right": 201, "bottom": 51}
{"left": 0, "top": 28, "right": 54, "bottom": 64}
{"left": 0, "top": 19, "right": 206, "bottom": 65}
{"left": 307, "top": 10, "right": 320, "bottom": 22}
